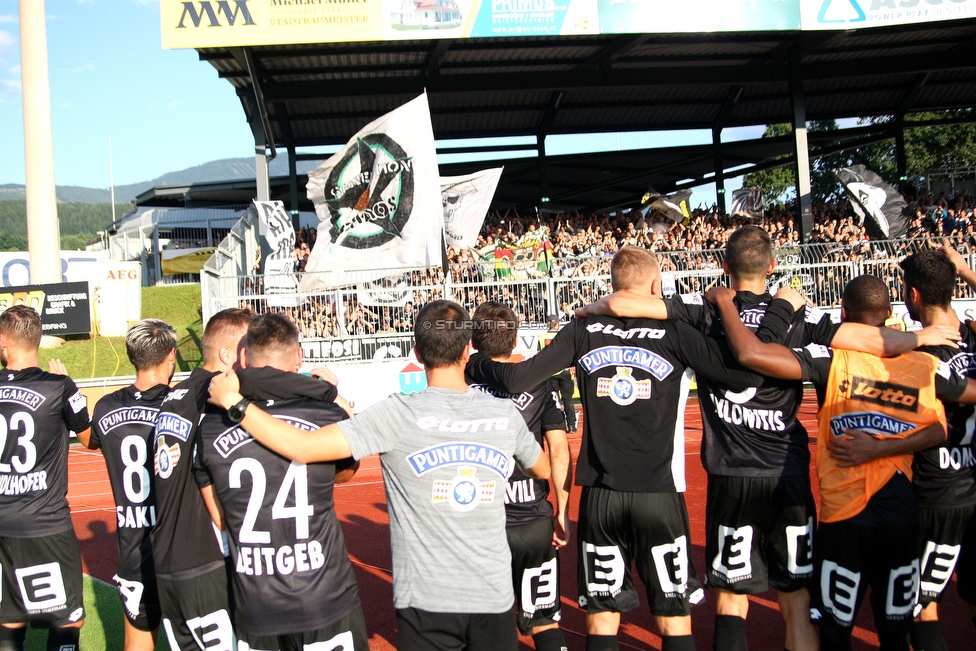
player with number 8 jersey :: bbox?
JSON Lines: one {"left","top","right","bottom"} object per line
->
{"left": 79, "top": 319, "right": 179, "bottom": 650}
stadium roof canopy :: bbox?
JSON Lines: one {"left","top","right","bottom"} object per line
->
{"left": 173, "top": 16, "right": 976, "bottom": 217}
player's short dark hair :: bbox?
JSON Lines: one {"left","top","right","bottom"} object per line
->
{"left": 126, "top": 319, "right": 177, "bottom": 371}
{"left": 415, "top": 300, "right": 471, "bottom": 369}
{"left": 472, "top": 302, "right": 518, "bottom": 359}
{"left": 900, "top": 249, "right": 955, "bottom": 310}
{"left": 202, "top": 308, "right": 253, "bottom": 363}
{"left": 611, "top": 246, "right": 659, "bottom": 291}
{"left": 0, "top": 305, "right": 41, "bottom": 349}
{"left": 842, "top": 275, "right": 891, "bottom": 326}
{"left": 246, "top": 313, "right": 299, "bottom": 360}
{"left": 725, "top": 226, "right": 773, "bottom": 279}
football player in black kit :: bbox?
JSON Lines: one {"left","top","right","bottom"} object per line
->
{"left": 76, "top": 319, "right": 177, "bottom": 651}
{"left": 151, "top": 307, "right": 252, "bottom": 651}
{"left": 195, "top": 313, "right": 367, "bottom": 651}
{"left": 0, "top": 305, "right": 91, "bottom": 651}
{"left": 468, "top": 302, "right": 572, "bottom": 651}
{"left": 467, "top": 246, "right": 777, "bottom": 651}
{"left": 577, "top": 227, "right": 953, "bottom": 651}
{"left": 901, "top": 248, "right": 976, "bottom": 651}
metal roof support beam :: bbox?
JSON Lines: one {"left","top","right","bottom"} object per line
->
{"left": 239, "top": 48, "right": 277, "bottom": 201}
{"left": 790, "top": 49, "right": 813, "bottom": 243}
{"left": 537, "top": 135, "right": 549, "bottom": 204}
{"left": 895, "top": 119, "right": 908, "bottom": 192}
{"left": 426, "top": 40, "right": 451, "bottom": 76}
{"left": 713, "top": 128, "right": 726, "bottom": 214}
{"left": 288, "top": 144, "right": 300, "bottom": 228}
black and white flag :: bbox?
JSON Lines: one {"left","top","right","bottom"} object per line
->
{"left": 441, "top": 168, "right": 503, "bottom": 249}
{"left": 303, "top": 94, "right": 442, "bottom": 290}
{"left": 834, "top": 165, "right": 909, "bottom": 239}
{"left": 253, "top": 200, "right": 299, "bottom": 308}
{"left": 643, "top": 188, "right": 692, "bottom": 224}
{"left": 731, "top": 187, "right": 763, "bottom": 219}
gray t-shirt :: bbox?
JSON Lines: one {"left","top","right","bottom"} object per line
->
{"left": 339, "top": 386, "right": 542, "bottom": 613}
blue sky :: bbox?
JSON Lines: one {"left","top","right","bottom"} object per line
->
{"left": 0, "top": 0, "right": 757, "bottom": 206}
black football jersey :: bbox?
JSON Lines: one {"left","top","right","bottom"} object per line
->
{"left": 150, "top": 367, "right": 225, "bottom": 578}
{"left": 90, "top": 383, "right": 169, "bottom": 581}
{"left": 916, "top": 324, "right": 976, "bottom": 508}
{"left": 195, "top": 371, "right": 359, "bottom": 637}
{"left": 467, "top": 377, "right": 566, "bottom": 526}
{"left": 0, "top": 367, "right": 90, "bottom": 537}
{"left": 666, "top": 292, "right": 840, "bottom": 477}
{"left": 466, "top": 317, "right": 765, "bottom": 493}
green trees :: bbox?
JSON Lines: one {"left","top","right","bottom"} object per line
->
{"left": 0, "top": 201, "right": 131, "bottom": 251}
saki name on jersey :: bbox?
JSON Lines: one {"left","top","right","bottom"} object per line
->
{"left": 97, "top": 403, "right": 161, "bottom": 530}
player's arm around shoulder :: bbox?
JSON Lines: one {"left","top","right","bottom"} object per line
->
{"left": 208, "top": 370, "right": 352, "bottom": 465}
{"left": 574, "top": 290, "right": 669, "bottom": 320}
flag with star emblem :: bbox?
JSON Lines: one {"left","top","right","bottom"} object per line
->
{"left": 303, "top": 93, "right": 442, "bottom": 290}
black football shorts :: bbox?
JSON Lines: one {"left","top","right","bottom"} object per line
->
{"left": 0, "top": 530, "right": 86, "bottom": 628}
{"left": 917, "top": 504, "right": 976, "bottom": 606}
{"left": 705, "top": 474, "right": 816, "bottom": 594}
{"left": 507, "top": 517, "right": 562, "bottom": 634}
{"left": 577, "top": 486, "right": 704, "bottom": 618}
{"left": 237, "top": 607, "right": 369, "bottom": 651}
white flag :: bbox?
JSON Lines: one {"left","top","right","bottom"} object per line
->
{"left": 303, "top": 94, "right": 442, "bottom": 290}
{"left": 441, "top": 168, "right": 503, "bottom": 249}
{"left": 253, "top": 200, "right": 299, "bottom": 307}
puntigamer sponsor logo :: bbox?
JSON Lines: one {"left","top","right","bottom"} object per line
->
{"left": 156, "top": 413, "right": 193, "bottom": 442}
{"left": 579, "top": 345, "right": 674, "bottom": 380}
{"left": 0, "top": 387, "right": 45, "bottom": 411}
{"left": 842, "top": 376, "right": 919, "bottom": 412}
{"left": 98, "top": 407, "right": 159, "bottom": 435}
{"left": 406, "top": 442, "right": 511, "bottom": 479}
{"left": 176, "top": 1, "right": 255, "bottom": 28}
{"left": 829, "top": 411, "right": 916, "bottom": 438}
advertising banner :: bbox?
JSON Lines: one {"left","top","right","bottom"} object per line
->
{"left": 0, "top": 251, "right": 109, "bottom": 288}
{"left": 160, "top": 247, "right": 216, "bottom": 275}
{"left": 800, "top": 0, "right": 976, "bottom": 31}
{"left": 0, "top": 282, "right": 92, "bottom": 336}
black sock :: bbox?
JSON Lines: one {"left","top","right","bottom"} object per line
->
{"left": 533, "top": 628, "right": 568, "bottom": 651}
{"left": 0, "top": 627, "right": 27, "bottom": 651}
{"left": 713, "top": 615, "right": 747, "bottom": 651}
{"left": 586, "top": 634, "right": 619, "bottom": 651}
{"left": 662, "top": 635, "right": 697, "bottom": 651}
{"left": 876, "top": 629, "right": 909, "bottom": 651}
{"left": 910, "top": 621, "right": 948, "bottom": 651}
{"left": 46, "top": 627, "right": 80, "bottom": 651}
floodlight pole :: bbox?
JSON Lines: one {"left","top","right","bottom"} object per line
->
{"left": 712, "top": 128, "right": 726, "bottom": 215}
{"left": 789, "top": 50, "right": 814, "bottom": 243}
{"left": 19, "top": 0, "right": 62, "bottom": 285}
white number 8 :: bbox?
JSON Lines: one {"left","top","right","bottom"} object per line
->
{"left": 121, "top": 435, "right": 150, "bottom": 503}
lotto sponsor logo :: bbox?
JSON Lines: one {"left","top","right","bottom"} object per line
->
{"left": 0, "top": 470, "right": 48, "bottom": 495}
{"left": 236, "top": 541, "right": 326, "bottom": 577}
{"left": 98, "top": 406, "right": 159, "bottom": 435}
{"left": 579, "top": 345, "right": 674, "bottom": 380}
{"left": 161, "top": 389, "right": 189, "bottom": 405}
{"left": 584, "top": 323, "right": 667, "bottom": 342}
{"left": 843, "top": 376, "right": 919, "bottom": 412}
{"left": 415, "top": 416, "right": 510, "bottom": 433}
{"left": 0, "top": 387, "right": 45, "bottom": 410}
{"left": 828, "top": 411, "right": 916, "bottom": 438}
{"left": 156, "top": 413, "right": 192, "bottom": 442}
{"left": 406, "top": 441, "right": 510, "bottom": 478}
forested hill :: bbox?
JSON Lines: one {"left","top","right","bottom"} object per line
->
{"left": 0, "top": 201, "right": 129, "bottom": 251}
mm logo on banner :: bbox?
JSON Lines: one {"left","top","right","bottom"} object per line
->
{"left": 176, "top": 1, "right": 255, "bottom": 28}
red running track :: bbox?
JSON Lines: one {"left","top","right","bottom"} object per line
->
{"left": 66, "top": 391, "right": 974, "bottom": 650}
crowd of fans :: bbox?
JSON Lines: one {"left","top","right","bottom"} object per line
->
{"left": 244, "top": 189, "right": 976, "bottom": 338}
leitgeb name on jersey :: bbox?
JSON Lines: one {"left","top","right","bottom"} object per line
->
{"left": 829, "top": 411, "right": 917, "bottom": 438}
{"left": 0, "top": 386, "right": 45, "bottom": 410}
{"left": 0, "top": 470, "right": 47, "bottom": 496}
{"left": 98, "top": 406, "right": 160, "bottom": 435}
{"left": 236, "top": 540, "right": 327, "bottom": 578}
{"left": 579, "top": 345, "right": 674, "bottom": 380}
